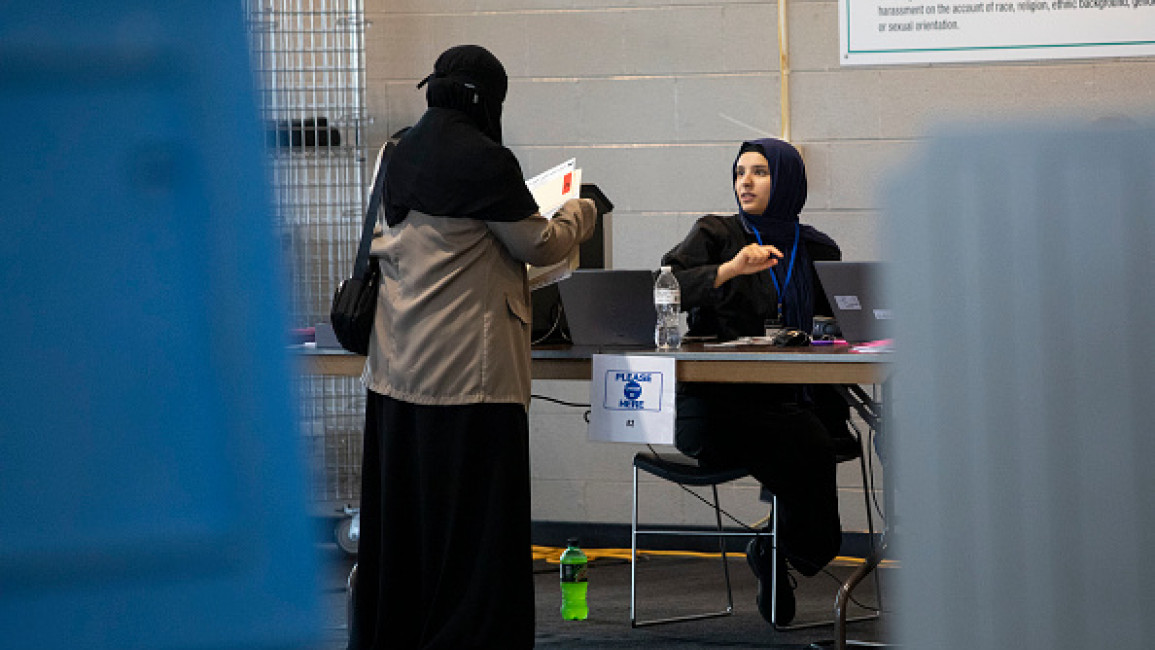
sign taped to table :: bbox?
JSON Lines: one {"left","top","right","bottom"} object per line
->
{"left": 588, "top": 354, "right": 676, "bottom": 444}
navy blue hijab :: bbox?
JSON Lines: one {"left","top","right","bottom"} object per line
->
{"left": 733, "top": 138, "right": 838, "bottom": 332}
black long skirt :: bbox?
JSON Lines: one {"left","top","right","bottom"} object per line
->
{"left": 349, "top": 391, "right": 534, "bottom": 650}
{"left": 674, "top": 383, "right": 842, "bottom": 576}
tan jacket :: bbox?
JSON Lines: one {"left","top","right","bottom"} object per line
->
{"left": 361, "top": 199, "right": 596, "bottom": 409}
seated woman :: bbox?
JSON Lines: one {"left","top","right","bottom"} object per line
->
{"left": 660, "top": 137, "right": 847, "bottom": 626}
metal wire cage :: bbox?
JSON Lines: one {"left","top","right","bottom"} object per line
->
{"left": 245, "top": 0, "right": 368, "bottom": 518}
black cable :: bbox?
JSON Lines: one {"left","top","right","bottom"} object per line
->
{"left": 530, "top": 394, "right": 590, "bottom": 409}
{"left": 528, "top": 394, "right": 590, "bottom": 423}
{"left": 850, "top": 418, "right": 886, "bottom": 526}
{"left": 812, "top": 562, "right": 882, "bottom": 613}
{"left": 530, "top": 300, "right": 571, "bottom": 345}
{"left": 530, "top": 301, "right": 565, "bottom": 345}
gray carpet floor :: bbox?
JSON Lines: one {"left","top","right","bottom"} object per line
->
{"left": 313, "top": 544, "right": 892, "bottom": 649}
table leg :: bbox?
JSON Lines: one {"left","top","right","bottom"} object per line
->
{"left": 835, "top": 546, "right": 884, "bottom": 649}
{"left": 810, "top": 383, "right": 892, "bottom": 650}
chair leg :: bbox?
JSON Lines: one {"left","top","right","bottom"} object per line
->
{"left": 711, "top": 484, "right": 735, "bottom": 616}
{"left": 630, "top": 467, "right": 740, "bottom": 627}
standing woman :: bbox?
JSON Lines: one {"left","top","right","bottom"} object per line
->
{"left": 350, "top": 45, "right": 596, "bottom": 649}
{"left": 661, "top": 137, "right": 846, "bottom": 625}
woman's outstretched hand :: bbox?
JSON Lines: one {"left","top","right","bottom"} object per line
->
{"left": 714, "top": 243, "right": 782, "bottom": 287}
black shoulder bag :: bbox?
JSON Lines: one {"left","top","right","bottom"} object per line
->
{"left": 330, "top": 143, "right": 392, "bottom": 355}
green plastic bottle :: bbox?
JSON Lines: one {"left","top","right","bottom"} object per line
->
{"left": 559, "top": 537, "right": 589, "bottom": 620}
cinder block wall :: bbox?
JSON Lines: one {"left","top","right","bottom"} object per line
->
{"left": 363, "top": 0, "right": 1154, "bottom": 534}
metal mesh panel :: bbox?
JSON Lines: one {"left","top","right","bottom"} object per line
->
{"left": 245, "top": 0, "right": 367, "bottom": 513}
{"left": 295, "top": 375, "right": 366, "bottom": 512}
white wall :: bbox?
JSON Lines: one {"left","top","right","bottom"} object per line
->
{"left": 363, "top": 0, "right": 1154, "bottom": 531}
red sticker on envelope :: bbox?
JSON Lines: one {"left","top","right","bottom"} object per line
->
{"left": 562, "top": 172, "right": 572, "bottom": 195}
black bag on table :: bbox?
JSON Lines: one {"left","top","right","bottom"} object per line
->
{"left": 330, "top": 143, "right": 392, "bottom": 355}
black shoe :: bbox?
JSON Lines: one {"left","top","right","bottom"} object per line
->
{"left": 746, "top": 537, "right": 796, "bottom": 626}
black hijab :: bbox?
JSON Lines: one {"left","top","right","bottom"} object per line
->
{"left": 383, "top": 45, "right": 538, "bottom": 227}
{"left": 733, "top": 138, "right": 838, "bottom": 332}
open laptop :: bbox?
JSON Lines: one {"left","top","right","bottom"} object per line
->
{"left": 556, "top": 269, "right": 656, "bottom": 348}
{"left": 814, "top": 261, "right": 891, "bottom": 343}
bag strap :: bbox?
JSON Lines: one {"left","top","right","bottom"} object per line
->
{"left": 352, "top": 142, "right": 394, "bottom": 279}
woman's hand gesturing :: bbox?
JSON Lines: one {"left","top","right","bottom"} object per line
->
{"left": 714, "top": 243, "right": 782, "bottom": 288}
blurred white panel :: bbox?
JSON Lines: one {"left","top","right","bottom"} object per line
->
{"left": 886, "top": 120, "right": 1155, "bottom": 649}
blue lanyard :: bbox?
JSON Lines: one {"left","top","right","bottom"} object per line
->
{"left": 750, "top": 222, "right": 800, "bottom": 322}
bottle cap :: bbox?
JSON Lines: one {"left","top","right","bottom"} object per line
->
{"left": 660, "top": 265, "right": 671, "bottom": 272}
{"left": 567, "top": 537, "right": 579, "bottom": 547}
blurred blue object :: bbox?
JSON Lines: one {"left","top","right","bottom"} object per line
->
{"left": 0, "top": 3, "right": 321, "bottom": 649}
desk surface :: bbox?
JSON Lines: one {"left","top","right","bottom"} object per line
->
{"left": 296, "top": 343, "right": 890, "bottom": 385}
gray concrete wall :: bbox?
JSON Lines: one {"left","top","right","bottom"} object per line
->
{"left": 363, "top": 0, "right": 1154, "bottom": 533}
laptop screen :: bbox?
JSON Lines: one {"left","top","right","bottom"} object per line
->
{"left": 556, "top": 270, "right": 656, "bottom": 348}
{"left": 813, "top": 261, "right": 891, "bottom": 343}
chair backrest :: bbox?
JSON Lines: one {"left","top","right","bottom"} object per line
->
{"left": 633, "top": 452, "right": 750, "bottom": 486}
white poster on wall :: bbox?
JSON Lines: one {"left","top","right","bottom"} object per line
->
{"left": 840, "top": 0, "right": 1155, "bottom": 65}
{"left": 588, "top": 354, "right": 677, "bottom": 445}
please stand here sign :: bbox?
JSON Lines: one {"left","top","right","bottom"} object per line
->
{"left": 588, "top": 355, "right": 677, "bottom": 445}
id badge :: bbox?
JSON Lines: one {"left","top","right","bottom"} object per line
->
{"left": 764, "top": 303, "right": 784, "bottom": 337}
{"left": 764, "top": 316, "right": 784, "bottom": 338}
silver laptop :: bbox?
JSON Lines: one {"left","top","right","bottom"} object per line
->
{"left": 556, "top": 270, "right": 656, "bottom": 348}
{"left": 814, "top": 261, "right": 891, "bottom": 343}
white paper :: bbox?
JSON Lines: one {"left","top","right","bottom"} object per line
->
{"left": 588, "top": 355, "right": 677, "bottom": 445}
{"left": 526, "top": 158, "right": 580, "bottom": 218}
{"left": 525, "top": 158, "right": 583, "bottom": 289}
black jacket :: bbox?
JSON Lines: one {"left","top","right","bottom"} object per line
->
{"left": 661, "top": 213, "right": 841, "bottom": 342}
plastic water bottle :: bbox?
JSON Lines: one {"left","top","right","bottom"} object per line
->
{"left": 559, "top": 538, "right": 589, "bottom": 620}
{"left": 654, "top": 266, "right": 682, "bottom": 349}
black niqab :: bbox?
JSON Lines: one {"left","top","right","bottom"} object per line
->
{"left": 384, "top": 45, "right": 538, "bottom": 227}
